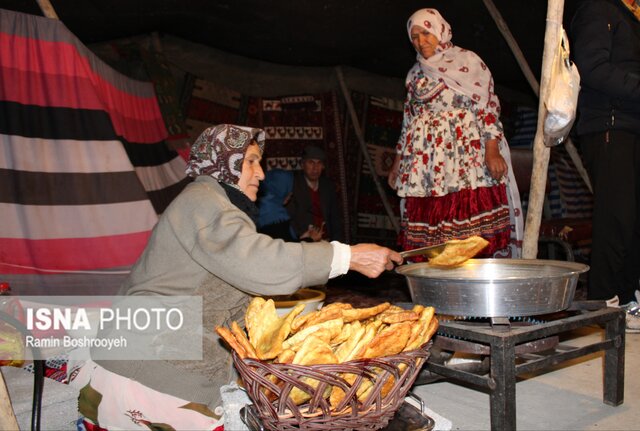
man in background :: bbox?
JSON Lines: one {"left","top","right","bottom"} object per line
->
{"left": 287, "top": 145, "right": 344, "bottom": 242}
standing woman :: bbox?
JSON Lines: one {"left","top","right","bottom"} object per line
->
{"left": 388, "top": 8, "right": 523, "bottom": 258}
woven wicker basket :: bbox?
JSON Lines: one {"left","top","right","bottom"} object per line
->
{"left": 232, "top": 342, "right": 431, "bottom": 431}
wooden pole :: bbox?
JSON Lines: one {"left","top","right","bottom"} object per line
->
{"left": 36, "top": 0, "right": 59, "bottom": 19}
{"left": 151, "top": 32, "right": 164, "bottom": 53}
{"left": 482, "top": 0, "right": 540, "bottom": 96}
{"left": 335, "top": 66, "right": 400, "bottom": 233}
{"left": 522, "top": 0, "right": 566, "bottom": 259}
{"left": 484, "top": 0, "right": 593, "bottom": 255}
{"left": 483, "top": 0, "right": 592, "bottom": 194}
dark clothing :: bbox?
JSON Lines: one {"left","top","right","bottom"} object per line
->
{"left": 258, "top": 220, "right": 296, "bottom": 242}
{"left": 581, "top": 131, "right": 640, "bottom": 303}
{"left": 571, "top": 0, "right": 640, "bottom": 303}
{"left": 287, "top": 171, "right": 344, "bottom": 242}
{"left": 257, "top": 169, "right": 296, "bottom": 241}
{"left": 571, "top": 0, "right": 640, "bottom": 136}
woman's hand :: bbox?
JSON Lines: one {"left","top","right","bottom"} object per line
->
{"left": 349, "top": 244, "right": 403, "bottom": 278}
{"left": 387, "top": 154, "right": 401, "bottom": 190}
{"left": 485, "top": 140, "right": 508, "bottom": 180}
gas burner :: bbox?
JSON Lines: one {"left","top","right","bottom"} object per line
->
{"left": 420, "top": 301, "right": 626, "bottom": 430}
{"left": 437, "top": 314, "right": 548, "bottom": 329}
{"left": 434, "top": 315, "right": 560, "bottom": 355}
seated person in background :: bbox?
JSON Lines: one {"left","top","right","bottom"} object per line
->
{"left": 71, "top": 124, "right": 401, "bottom": 431}
{"left": 258, "top": 169, "right": 324, "bottom": 242}
{"left": 287, "top": 145, "right": 344, "bottom": 242}
{"left": 257, "top": 169, "right": 296, "bottom": 241}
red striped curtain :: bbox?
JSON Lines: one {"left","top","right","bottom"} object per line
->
{"left": 0, "top": 9, "right": 186, "bottom": 274}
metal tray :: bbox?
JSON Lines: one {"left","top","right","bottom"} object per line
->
{"left": 396, "top": 258, "right": 589, "bottom": 317}
{"left": 240, "top": 392, "right": 435, "bottom": 431}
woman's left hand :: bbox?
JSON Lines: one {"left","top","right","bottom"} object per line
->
{"left": 485, "top": 140, "right": 507, "bottom": 180}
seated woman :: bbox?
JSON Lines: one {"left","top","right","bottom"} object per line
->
{"left": 71, "top": 124, "right": 402, "bottom": 430}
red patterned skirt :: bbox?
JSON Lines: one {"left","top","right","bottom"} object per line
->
{"left": 399, "top": 184, "right": 511, "bottom": 260}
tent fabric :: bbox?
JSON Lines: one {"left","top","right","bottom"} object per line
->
{"left": 550, "top": 145, "right": 593, "bottom": 219}
{"left": 344, "top": 93, "right": 402, "bottom": 246}
{"left": 108, "top": 40, "right": 190, "bottom": 141}
{"left": 183, "top": 77, "right": 243, "bottom": 160}
{"left": 0, "top": 9, "right": 186, "bottom": 274}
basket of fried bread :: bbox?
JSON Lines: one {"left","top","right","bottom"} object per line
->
{"left": 216, "top": 298, "right": 438, "bottom": 431}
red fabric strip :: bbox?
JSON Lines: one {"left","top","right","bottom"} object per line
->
{"left": 0, "top": 35, "right": 167, "bottom": 143}
{"left": 0, "top": 231, "right": 151, "bottom": 274}
{"left": 81, "top": 419, "right": 109, "bottom": 431}
{"left": 401, "top": 185, "right": 511, "bottom": 257}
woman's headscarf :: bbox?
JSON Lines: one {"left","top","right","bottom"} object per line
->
{"left": 186, "top": 124, "right": 265, "bottom": 188}
{"left": 186, "top": 124, "right": 265, "bottom": 223}
{"left": 407, "top": 8, "right": 493, "bottom": 106}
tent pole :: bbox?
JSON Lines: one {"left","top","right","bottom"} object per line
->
{"left": 484, "top": 0, "right": 593, "bottom": 255}
{"left": 483, "top": 0, "right": 592, "bottom": 195}
{"left": 335, "top": 66, "right": 400, "bottom": 234}
{"left": 522, "top": 0, "right": 566, "bottom": 259}
{"left": 151, "top": 32, "right": 164, "bottom": 53}
{"left": 482, "top": 0, "right": 540, "bottom": 96}
{"left": 35, "top": 0, "right": 59, "bottom": 19}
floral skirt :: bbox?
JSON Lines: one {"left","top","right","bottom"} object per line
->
{"left": 399, "top": 184, "right": 512, "bottom": 260}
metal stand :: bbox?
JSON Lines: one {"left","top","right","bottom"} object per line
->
{"left": 425, "top": 305, "right": 625, "bottom": 431}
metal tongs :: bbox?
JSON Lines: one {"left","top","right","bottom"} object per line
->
{"left": 399, "top": 243, "right": 447, "bottom": 260}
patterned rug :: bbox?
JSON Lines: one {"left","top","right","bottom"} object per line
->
{"left": 244, "top": 92, "right": 350, "bottom": 241}
{"left": 343, "top": 92, "right": 403, "bottom": 247}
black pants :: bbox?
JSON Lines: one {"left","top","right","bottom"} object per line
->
{"left": 580, "top": 130, "right": 640, "bottom": 303}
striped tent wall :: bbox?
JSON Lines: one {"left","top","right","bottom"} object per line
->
{"left": 550, "top": 145, "right": 593, "bottom": 219}
{"left": 0, "top": 9, "right": 187, "bottom": 275}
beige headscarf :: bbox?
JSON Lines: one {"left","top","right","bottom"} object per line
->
{"left": 407, "top": 8, "right": 494, "bottom": 106}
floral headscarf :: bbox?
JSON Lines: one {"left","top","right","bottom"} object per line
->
{"left": 407, "top": 8, "right": 493, "bottom": 106}
{"left": 186, "top": 124, "right": 265, "bottom": 188}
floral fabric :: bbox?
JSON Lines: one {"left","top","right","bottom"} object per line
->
{"left": 408, "top": 8, "right": 495, "bottom": 106}
{"left": 394, "top": 65, "right": 504, "bottom": 198}
{"left": 394, "top": 64, "right": 523, "bottom": 258}
{"left": 186, "top": 124, "right": 265, "bottom": 188}
{"left": 71, "top": 360, "right": 225, "bottom": 431}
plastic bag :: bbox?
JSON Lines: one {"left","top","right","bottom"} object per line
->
{"left": 543, "top": 27, "right": 580, "bottom": 146}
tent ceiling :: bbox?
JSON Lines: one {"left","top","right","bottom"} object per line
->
{"left": 3, "top": 0, "right": 582, "bottom": 94}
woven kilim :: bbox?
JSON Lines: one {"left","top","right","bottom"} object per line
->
{"left": 245, "top": 92, "right": 349, "bottom": 241}
{"left": 343, "top": 92, "right": 402, "bottom": 247}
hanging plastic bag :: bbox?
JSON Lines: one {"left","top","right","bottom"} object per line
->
{"left": 543, "top": 27, "right": 580, "bottom": 146}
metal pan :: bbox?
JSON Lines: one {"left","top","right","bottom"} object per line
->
{"left": 396, "top": 259, "right": 589, "bottom": 317}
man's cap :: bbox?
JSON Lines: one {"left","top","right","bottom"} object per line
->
{"left": 301, "top": 145, "right": 326, "bottom": 162}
